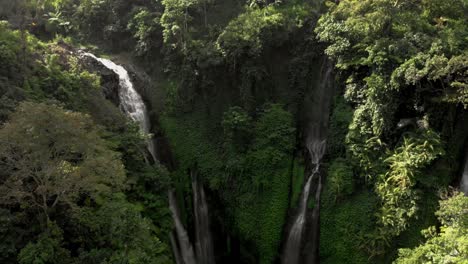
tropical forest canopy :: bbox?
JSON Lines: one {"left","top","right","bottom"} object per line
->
{"left": 0, "top": 0, "right": 467, "bottom": 263}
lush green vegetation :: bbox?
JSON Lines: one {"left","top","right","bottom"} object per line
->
{"left": 395, "top": 192, "right": 468, "bottom": 263}
{"left": 315, "top": 0, "right": 468, "bottom": 259}
{"left": 0, "top": 0, "right": 467, "bottom": 263}
{"left": 0, "top": 21, "right": 172, "bottom": 263}
{"left": 161, "top": 103, "right": 295, "bottom": 263}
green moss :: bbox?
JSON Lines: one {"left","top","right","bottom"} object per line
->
{"left": 326, "top": 158, "right": 354, "bottom": 202}
{"left": 160, "top": 102, "right": 296, "bottom": 263}
{"left": 320, "top": 190, "right": 377, "bottom": 264}
{"left": 160, "top": 111, "right": 224, "bottom": 188}
{"left": 290, "top": 159, "right": 305, "bottom": 208}
{"left": 258, "top": 166, "right": 291, "bottom": 264}
{"left": 327, "top": 96, "right": 353, "bottom": 158}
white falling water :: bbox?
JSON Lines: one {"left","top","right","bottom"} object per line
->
{"left": 282, "top": 139, "right": 326, "bottom": 264}
{"left": 192, "top": 174, "right": 215, "bottom": 264}
{"left": 308, "top": 139, "right": 327, "bottom": 166}
{"left": 282, "top": 59, "right": 334, "bottom": 264}
{"left": 82, "top": 52, "right": 157, "bottom": 162}
{"left": 169, "top": 191, "right": 197, "bottom": 264}
{"left": 307, "top": 145, "right": 324, "bottom": 264}
{"left": 81, "top": 52, "right": 201, "bottom": 263}
{"left": 461, "top": 154, "right": 468, "bottom": 196}
{"left": 303, "top": 61, "right": 333, "bottom": 264}
{"left": 282, "top": 171, "right": 316, "bottom": 264}
{"left": 170, "top": 233, "right": 184, "bottom": 264}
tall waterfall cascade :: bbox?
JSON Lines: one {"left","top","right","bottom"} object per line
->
{"left": 81, "top": 52, "right": 157, "bottom": 161}
{"left": 282, "top": 59, "right": 334, "bottom": 264}
{"left": 81, "top": 53, "right": 199, "bottom": 264}
{"left": 81, "top": 52, "right": 215, "bottom": 264}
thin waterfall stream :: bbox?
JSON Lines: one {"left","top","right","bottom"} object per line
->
{"left": 192, "top": 172, "right": 215, "bottom": 264}
{"left": 282, "top": 59, "right": 334, "bottom": 264}
{"left": 169, "top": 191, "right": 197, "bottom": 264}
{"left": 306, "top": 140, "right": 326, "bottom": 264}
{"left": 282, "top": 173, "right": 314, "bottom": 264}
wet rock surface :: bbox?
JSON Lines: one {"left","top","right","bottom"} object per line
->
{"left": 78, "top": 52, "right": 120, "bottom": 106}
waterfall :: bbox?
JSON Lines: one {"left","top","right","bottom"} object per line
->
{"left": 306, "top": 145, "right": 324, "bottom": 264}
{"left": 192, "top": 173, "right": 215, "bottom": 264}
{"left": 80, "top": 52, "right": 212, "bottom": 263}
{"left": 167, "top": 172, "right": 215, "bottom": 264}
{"left": 305, "top": 60, "right": 334, "bottom": 264}
{"left": 282, "top": 59, "right": 334, "bottom": 264}
{"left": 81, "top": 52, "right": 157, "bottom": 162}
{"left": 282, "top": 140, "right": 325, "bottom": 264}
{"left": 170, "top": 232, "right": 184, "bottom": 264}
{"left": 461, "top": 152, "right": 468, "bottom": 196}
{"left": 282, "top": 171, "right": 317, "bottom": 264}
{"left": 169, "top": 191, "right": 197, "bottom": 264}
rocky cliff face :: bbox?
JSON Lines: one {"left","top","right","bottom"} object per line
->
{"left": 73, "top": 47, "right": 177, "bottom": 169}
{"left": 78, "top": 53, "right": 121, "bottom": 106}
{"left": 45, "top": 42, "right": 122, "bottom": 108}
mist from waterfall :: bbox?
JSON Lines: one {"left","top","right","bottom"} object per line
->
{"left": 81, "top": 52, "right": 157, "bottom": 161}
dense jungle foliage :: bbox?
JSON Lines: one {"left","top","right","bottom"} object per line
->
{"left": 0, "top": 0, "right": 467, "bottom": 263}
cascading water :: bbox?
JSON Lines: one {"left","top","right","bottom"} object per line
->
{"left": 305, "top": 140, "right": 325, "bottom": 264}
{"left": 168, "top": 172, "right": 215, "bottom": 264}
{"left": 82, "top": 52, "right": 200, "bottom": 263}
{"left": 81, "top": 52, "right": 157, "bottom": 161}
{"left": 169, "top": 191, "right": 197, "bottom": 264}
{"left": 282, "top": 140, "right": 325, "bottom": 264}
{"left": 282, "top": 59, "right": 334, "bottom": 264}
{"left": 170, "top": 233, "right": 184, "bottom": 264}
{"left": 192, "top": 173, "right": 215, "bottom": 264}
{"left": 282, "top": 169, "right": 317, "bottom": 264}
{"left": 305, "top": 60, "right": 334, "bottom": 264}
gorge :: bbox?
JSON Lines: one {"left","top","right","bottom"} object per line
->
{"left": 0, "top": 1, "right": 467, "bottom": 264}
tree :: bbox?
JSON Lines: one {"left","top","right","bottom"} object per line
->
{"left": 17, "top": 223, "right": 73, "bottom": 264}
{"left": 327, "top": 158, "right": 354, "bottom": 202}
{"left": 73, "top": 195, "right": 172, "bottom": 264}
{"left": 358, "top": 130, "right": 444, "bottom": 256}
{"left": 316, "top": 0, "right": 467, "bottom": 256}
{"left": 127, "top": 9, "right": 163, "bottom": 57}
{"left": 394, "top": 192, "right": 468, "bottom": 263}
{"left": 216, "top": 3, "right": 310, "bottom": 63}
{"left": 161, "top": 0, "right": 198, "bottom": 52}
{"left": 0, "top": 102, "right": 125, "bottom": 227}
{"left": 0, "top": 0, "right": 30, "bottom": 75}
